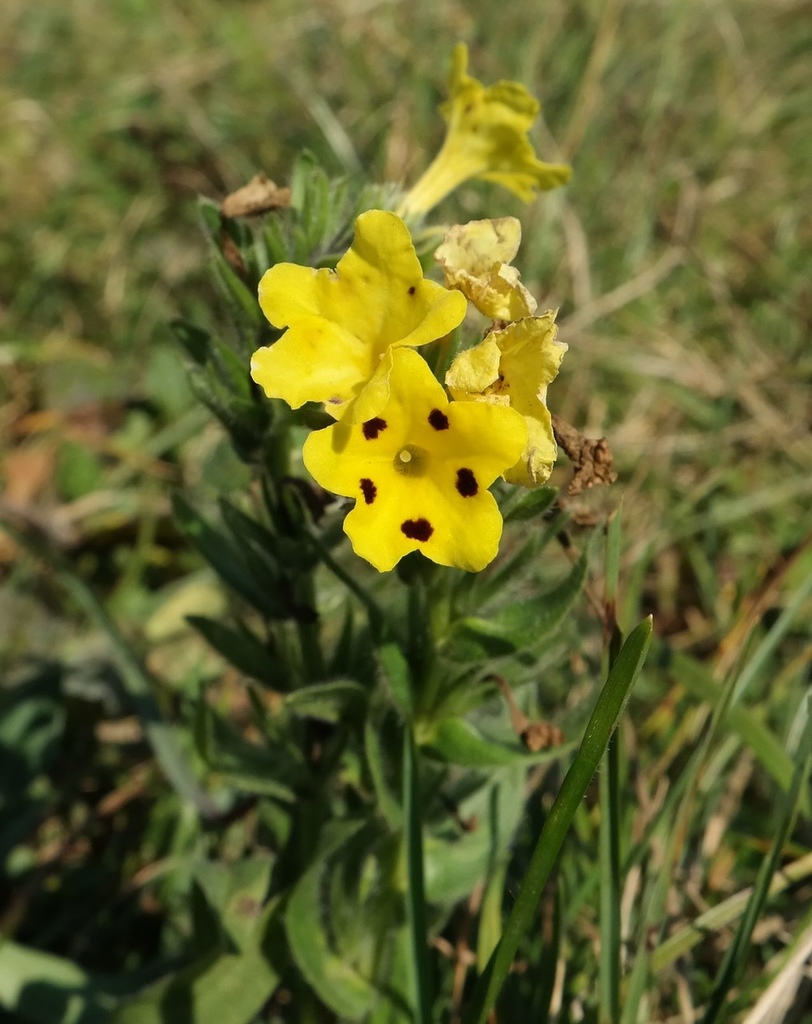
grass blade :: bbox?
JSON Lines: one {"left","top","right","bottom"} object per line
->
{"left": 650, "top": 851, "right": 812, "bottom": 972}
{"left": 462, "top": 616, "right": 652, "bottom": 1024}
{"left": 404, "top": 726, "right": 432, "bottom": 1024}
{"left": 700, "top": 695, "right": 811, "bottom": 1023}
{"left": 599, "top": 729, "right": 622, "bottom": 1024}
{"left": 600, "top": 502, "right": 624, "bottom": 1024}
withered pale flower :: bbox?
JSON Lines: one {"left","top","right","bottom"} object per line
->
{"left": 445, "top": 311, "right": 567, "bottom": 488}
{"left": 435, "top": 217, "right": 537, "bottom": 321}
{"left": 399, "top": 44, "right": 571, "bottom": 218}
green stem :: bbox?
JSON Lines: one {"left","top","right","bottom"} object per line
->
{"left": 297, "top": 571, "right": 324, "bottom": 683}
{"left": 599, "top": 730, "right": 622, "bottom": 1024}
{"left": 403, "top": 725, "right": 432, "bottom": 1024}
{"left": 462, "top": 618, "right": 652, "bottom": 1024}
{"left": 307, "top": 527, "right": 386, "bottom": 639}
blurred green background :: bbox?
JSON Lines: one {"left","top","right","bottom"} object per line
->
{"left": 1, "top": 0, "right": 811, "bottom": 1017}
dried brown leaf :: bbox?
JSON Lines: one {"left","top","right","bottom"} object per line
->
{"left": 220, "top": 173, "right": 291, "bottom": 218}
{"left": 552, "top": 414, "right": 618, "bottom": 495}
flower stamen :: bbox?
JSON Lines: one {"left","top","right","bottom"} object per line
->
{"left": 394, "top": 444, "right": 428, "bottom": 477}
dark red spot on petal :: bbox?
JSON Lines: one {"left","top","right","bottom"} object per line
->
{"left": 456, "top": 468, "right": 478, "bottom": 497}
{"left": 401, "top": 518, "right": 433, "bottom": 542}
{"left": 360, "top": 478, "right": 377, "bottom": 504}
{"left": 428, "top": 408, "right": 449, "bottom": 431}
{"left": 408, "top": 285, "right": 416, "bottom": 295}
{"left": 362, "top": 417, "right": 387, "bottom": 440}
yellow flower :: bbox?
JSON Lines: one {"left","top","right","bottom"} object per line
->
{"left": 303, "top": 348, "right": 527, "bottom": 572}
{"left": 434, "top": 217, "right": 537, "bottom": 321}
{"left": 250, "top": 210, "right": 467, "bottom": 422}
{"left": 445, "top": 311, "right": 566, "bottom": 488}
{"left": 399, "top": 44, "right": 572, "bottom": 218}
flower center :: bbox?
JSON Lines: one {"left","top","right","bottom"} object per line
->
{"left": 394, "top": 444, "right": 428, "bottom": 477}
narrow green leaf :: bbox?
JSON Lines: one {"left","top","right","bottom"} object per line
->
{"left": 604, "top": 499, "right": 623, "bottom": 609}
{"left": 194, "top": 856, "right": 274, "bottom": 952}
{"left": 211, "top": 340, "right": 253, "bottom": 398}
{"left": 364, "top": 706, "right": 404, "bottom": 829}
{"left": 187, "top": 615, "right": 283, "bottom": 684}
{"left": 421, "top": 718, "right": 572, "bottom": 768}
{"left": 112, "top": 951, "right": 279, "bottom": 1024}
{"left": 169, "top": 319, "right": 211, "bottom": 366}
{"left": 0, "top": 938, "right": 119, "bottom": 1024}
{"left": 172, "top": 494, "right": 283, "bottom": 617}
{"left": 423, "top": 767, "right": 526, "bottom": 906}
{"left": 198, "top": 196, "right": 222, "bottom": 239}
{"left": 462, "top": 617, "right": 652, "bottom": 1024}
{"left": 210, "top": 245, "right": 264, "bottom": 329}
{"left": 477, "top": 860, "right": 509, "bottom": 972}
{"left": 284, "top": 680, "right": 366, "bottom": 723}
{"left": 455, "top": 542, "right": 592, "bottom": 654}
{"left": 503, "top": 485, "right": 558, "bottom": 523}
{"left": 403, "top": 727, "right": 432, "bottom": 1024}
{"left": 263, "top": 213, "right": 290, "bottom": 265}
{"left": 193, "top": 701, "right": 299, "bottom": 803}
{"left": 378, "top": 643, "right": 413, "bottom": 717}
{"left": 285, "top": 823, "right": 377, "bottom": 1019}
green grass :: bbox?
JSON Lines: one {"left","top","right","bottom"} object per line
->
{"left": 2, "top": 0, "right": 811, "bottom": 1021}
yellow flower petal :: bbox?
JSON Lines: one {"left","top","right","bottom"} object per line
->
{"left": 399, "top": 44, "right": 572, "bottom": 218}
{"left": 446, "top": 311, "right": 566, "bottom": 487}
{"left": 303, "top": 348, "right": 526, "bottom": 572}
{"left": 250, "top": 210, "right": 467, "bottom": 419}
{"left": 435, "top": 217, "right": 537, "bottom": 320}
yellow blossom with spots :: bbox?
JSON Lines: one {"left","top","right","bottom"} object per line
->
{"left": 435, "top": 217, "right": 537, "bottom": 321}
{"left": 250, "top": 210, "right": 467, "bottom": 422}
{"left": 445, "top": 311, "right": 567, "bottom": 488}
{"left": 303, "top": 348, "right": 527, "bottom": 572}
{"left": 399, "top": 44, "right": 571, "bottom": 218}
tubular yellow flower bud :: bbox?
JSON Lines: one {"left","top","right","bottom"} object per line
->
{"left": 399, "top": 44, "right": 571, "bottom": 218}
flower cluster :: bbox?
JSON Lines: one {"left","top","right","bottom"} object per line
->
{"left": 250, "top": 50, "right": 569, "bottom": 572}
{"left": 251, "top": 210, "right": 566, "bottom": 572}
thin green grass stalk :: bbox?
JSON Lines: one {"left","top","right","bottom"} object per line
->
{"left": 650, "top": 851, "right": 812, "bottom": 971}
{"left": 620, "top": 637, "right": 756, "bottom": 1024}
{"left": 599, "top": 731, "right": 622, "bottom": 1024}
{"left": 462, "top": 617, "right": 652, "bottom": 1024}
{"left": 700, "top": 697, "right": 811, "bottom": 1022}
{"left": 535, "top": 883, "right": 562, "bottom": 1024}
{"left": 730, "top": 570, "right": 812, "bottom": 706}
{"left": 599, "top": 504, "right": 624, "bottom": 1024}
{"left": 403, "top": 726, "right": 432, "bottom": 1024}
{"left": 622, "top": 582, "right": 812, "bottom": 1022}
